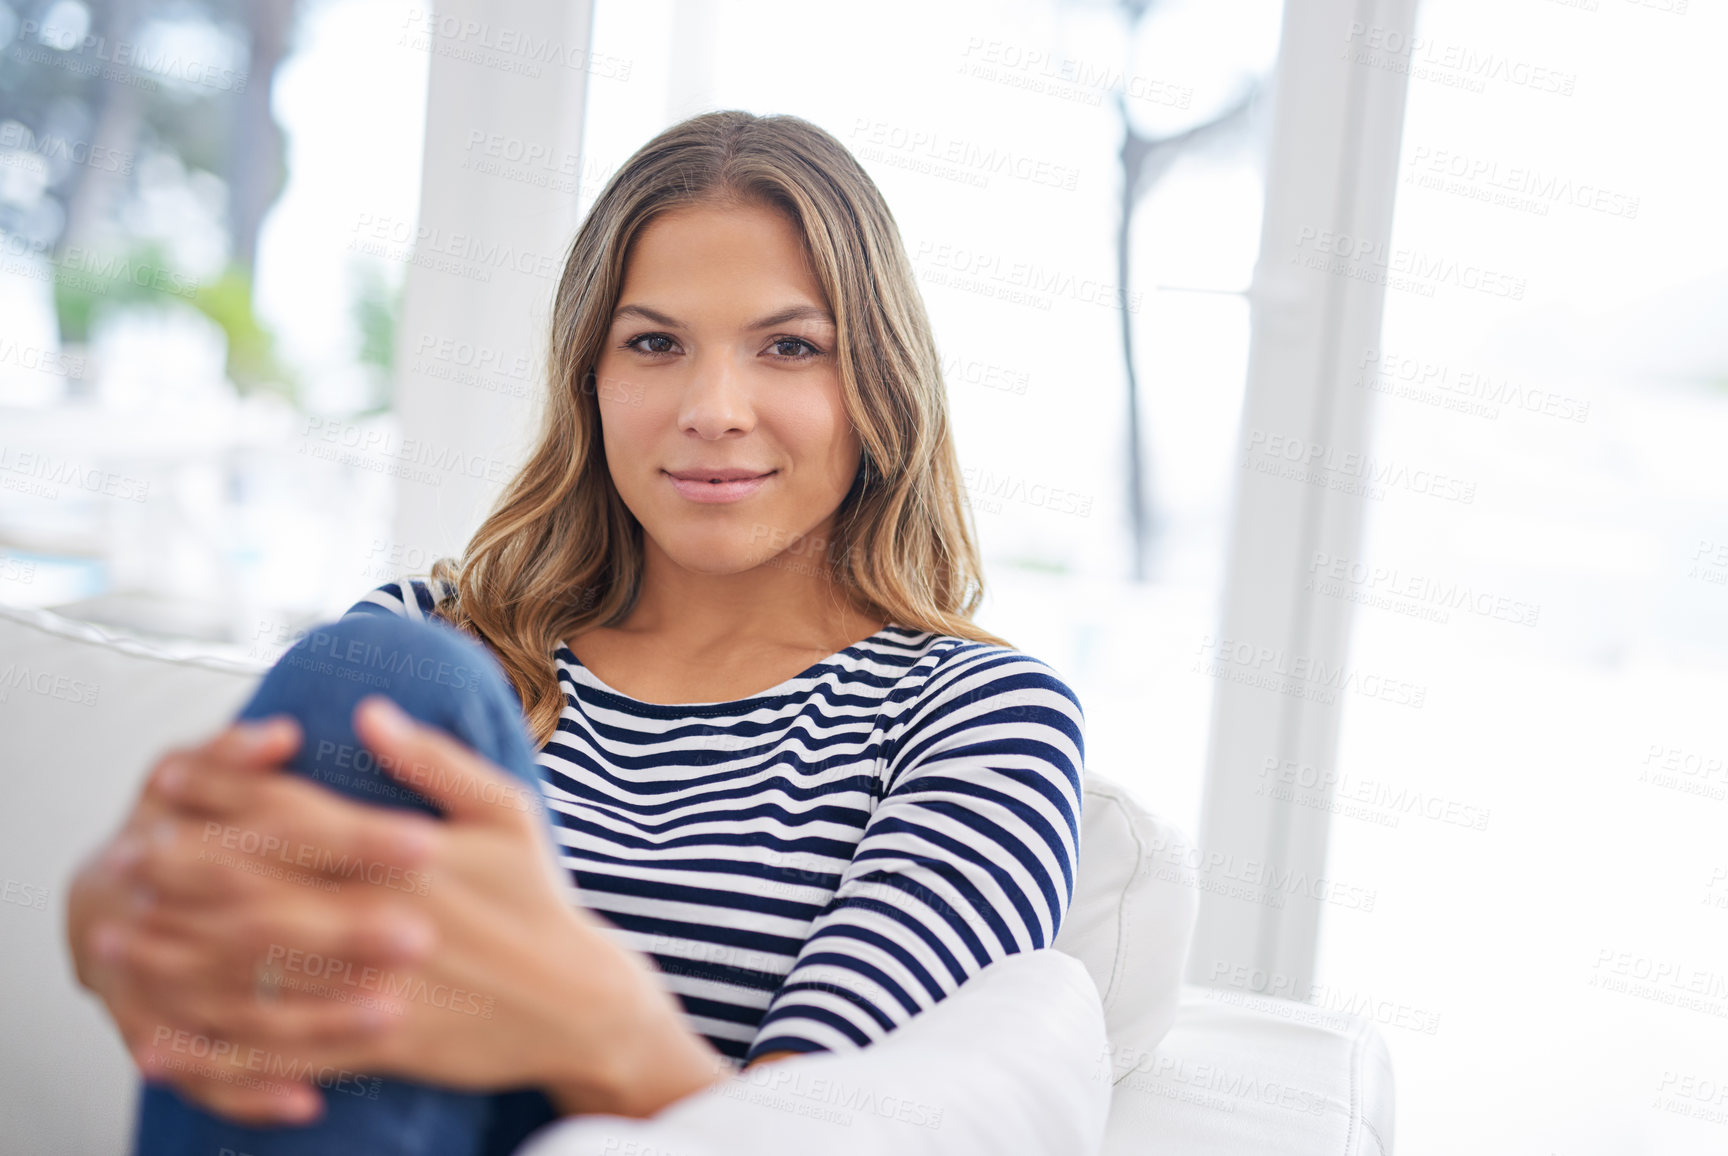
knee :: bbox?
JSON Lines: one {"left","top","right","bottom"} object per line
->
{"left": 284, "top": 612, "right": 499, "bottom": 700}
{"left": 266, "top": 612, "right": 531, "bottom": 770}
{"left": 246, "top": 612, "right": 536, "bottom": 812}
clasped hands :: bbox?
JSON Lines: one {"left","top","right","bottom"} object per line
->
{"left": 68, "top": 696, "right": 726, "bottom": 1126}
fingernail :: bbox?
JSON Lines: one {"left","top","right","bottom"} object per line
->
{"left": 104, "top": 835, "right": 144, "bottom": 874}
{"left": 355, "top": 1004, "right": 394, "bottom": 1032}
{"left": 388, "top": 916, "right": 434, "bottom": 958}
{"left": 156, "top": 760, "right": 187, "bottom": 797}
{"left": 239, "top": 718, "right": 284, "bottom": 753}
{"left": 363, "top": 697, "right": 411, "bottom": 737}
{"left": 276, "top": 1087, "right": 321, "bottom": 1122}
{"left": 92, "top": 923, "right": 126, "bottom": 963}
{"left": 389, "top": 817, "right": 437, "bottom": 861}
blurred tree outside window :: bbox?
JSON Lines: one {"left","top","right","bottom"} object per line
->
{"left": 0, "top": 0, "right": 419, "bottom": 650}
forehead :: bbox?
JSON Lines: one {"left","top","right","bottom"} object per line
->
{"left": 616, "top": 200, "right": 830, "bottom": 319}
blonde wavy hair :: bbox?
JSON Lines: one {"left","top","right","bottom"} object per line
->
{"left": 420, "top": 110, "right": 1006, "bottom": 747}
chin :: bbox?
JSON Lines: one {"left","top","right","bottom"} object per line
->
{"left": 666, "top": 546, "right": 779, "bottom": 576}
{"left": 652, "top": 524, "right": 776, "bottom": 575}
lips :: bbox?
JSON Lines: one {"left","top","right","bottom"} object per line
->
{"left": 665, "top": 468, "right": 774, "bottom": 482}
{"left": 662, "top": 468, "right": 777, "bottom": 504}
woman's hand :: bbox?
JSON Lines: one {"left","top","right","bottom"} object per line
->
{"left": 335, "top": 695, "right": 730, "bottom": 1116}
{"left": 91, "top": 696, "right": 727, "bottom": 1122}
{"left": 66, "top": 716, "right": 423, "bottom": 1124}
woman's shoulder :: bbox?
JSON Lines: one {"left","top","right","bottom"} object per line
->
{"left": 339, "top": 575, "right": 457, "bottom": 624}
{"left": 879, "top": 626, "right": 1085, "bottom": 799}
{"left": 885, "top": 625, "right": 1084, "bottom": 727}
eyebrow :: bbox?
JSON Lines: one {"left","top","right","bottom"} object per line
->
{"left": 611, "top": 303, "right": 836, "bottom": 330}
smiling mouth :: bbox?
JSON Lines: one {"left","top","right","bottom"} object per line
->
{"left": 663, "top": 470, "right": 777, "bottom": 483}
{"left": 661, "top": 469, "right": 778, "bottom": 503}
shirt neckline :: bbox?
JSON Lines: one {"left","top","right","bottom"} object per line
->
{"left": 554, "top": 625, "right": 907, "bottom": 711}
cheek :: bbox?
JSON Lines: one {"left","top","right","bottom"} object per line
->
{"left": 780, "top": 387, "right": 859, "bottom": 491}
{"left": 593, "top": 366, "right": 668, "bottom": 471}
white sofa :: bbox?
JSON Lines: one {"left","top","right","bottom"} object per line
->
{"left": 0, "top": 601, "right": 1393, "bottom": 1155}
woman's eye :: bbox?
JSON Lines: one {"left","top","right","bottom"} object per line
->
{"left": 625, "top": 333, "right": 678, "bottom": 355}
{"left": 769, "top": 337, "right": 820, "bottom": 360}
{"left": 622, "top": 333, "right": 819, "bottom": 359}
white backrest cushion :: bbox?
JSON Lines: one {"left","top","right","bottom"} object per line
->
{"left": 0, "top": 604, "right": 268, "bottom": 1156}
{"left": 1053, "top": 772, "right": 1198, "bottom": 1079}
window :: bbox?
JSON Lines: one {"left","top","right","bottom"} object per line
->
{"left": 0, "top": 0, "right": 427, "bottom": 656}
{"left": 1313, "top": 2, "right": 1728, "bottom": 1151}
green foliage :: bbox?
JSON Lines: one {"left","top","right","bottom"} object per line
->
{"left": 191, "top": 265, "right": 298, "bottom": 405}
{"left": 349, "top": 258, "right": 401, "bottom": 415}
{"left": 51, "top": 241, "right": 299, "bottom": 405}
{"left": 1006, "top": 556, "right": 1072, "bottom": 575}
{"left": 51, "top": 240, "right": 179, "bottom": 344}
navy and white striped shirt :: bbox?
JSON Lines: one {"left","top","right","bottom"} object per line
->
{"left": 343, "top": 576, "right": 1083, "bottom": 1066}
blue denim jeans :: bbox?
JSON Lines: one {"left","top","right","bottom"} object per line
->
{"left": 133, "top": 609, "right": 559, "bottom": 1155}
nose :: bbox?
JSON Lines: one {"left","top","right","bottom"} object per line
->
{"left": 677, "top": 351, "right": 756, "bottom": 440}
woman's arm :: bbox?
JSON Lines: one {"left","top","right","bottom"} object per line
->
{"left": 350, "top": 695, "right": 730, "bottom": 1116}
{"left": 742, "top": 644, "right": 1084, "bottom": 1063}
{"left": 745, "top": 1051, "right": 801, "bottom": 1066}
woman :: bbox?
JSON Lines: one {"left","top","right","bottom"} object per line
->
{"left": 66, "top": 110, "right": 1085, "bottom": 1153}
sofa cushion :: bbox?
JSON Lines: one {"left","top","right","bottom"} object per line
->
{"left": 0, "top": 604, "right": 268, "bottom": 1156}
{"left": 1054, "top": 773, "right": 1198, "bottom": 1080}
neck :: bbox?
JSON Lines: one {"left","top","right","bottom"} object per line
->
{"left": 623, "top": 530, "right": 877, "bottom": 653}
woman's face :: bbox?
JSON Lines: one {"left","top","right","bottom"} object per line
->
{"left": 594, "top": 199, "right": 861, "bottom": 577}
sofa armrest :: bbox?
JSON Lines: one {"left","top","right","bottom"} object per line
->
{"left": 1101, "top": 986, "right": 1395, "bottom": 1156}
{"left": 518, "top": 948, "right": 1113, "bottom": 1156}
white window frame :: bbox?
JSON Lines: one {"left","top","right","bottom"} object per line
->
{"left": 390, "top": 0, "right": 597, "bottom": 562}
{"left": 1188, "top": 0, "right": 1419, "bottom": 995}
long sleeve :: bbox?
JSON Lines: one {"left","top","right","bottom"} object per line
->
{"left": 744, "top": 643, "right": 1084, "bottom": 1061}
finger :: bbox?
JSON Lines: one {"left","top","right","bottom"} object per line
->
{"left": 95, "top": 921, "right": 233, "bottom": 1007}
{"left": 129, "top": 824, "right": 248, "bottom": 908}
{"left": 202, "top": 715, "right": 304, "bottom": 770}
{"left": 263, "top": 777, "right": 441, "bottom": 881}
{"left": 135, "top": 1041, "right": 325, "bottom": 1126}
{"left": 150, "top": 760, "right": 265, "bottom": 818}
{"left": 164, "top": 1072, "right": 324, "bottom": 1128}
{"left": 127, "top": 804, "right": 335, "bottom": 910}
{"left": 101, "top": 973, "right": 325, "bottom": 1126}
{"left": 153, "top": 773, "right": 438, "bottom": 886}
{"left": 144, "top": 719, "right": 304, "bottom": 821}
{"left": 151, "top": 745, "right": 295, "bottom": 819}
{"left": 149, "top": 981, "right": 404, "bottom": 1053}
{"left": 354, "top": 696, "right": 542, "bottom": 826}
{"left": 223, "top": 987, "right": 404, "bottom": 1050}
{"left": 134, "top": 813, "right": 334, "bottom": 910}
{"left": 105, "top": 920, "right": 411, "bottom": 1049}
{"left": 143, "top": 718, "right": 302, "bottom": 806}
{"left": 126, "top": 807, "right": 260, "bottom": 908}
{"left": 234, "top": 889, "right": 438, "bottom": 977}
{"left": 87, "top": 722, "right": 298, "bottom": 893}
{"left": 101, "top": 927, "right": 273, "bottom": 1046}
{"left": 112, "top": 881, "right": 437, "bottom": 996}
